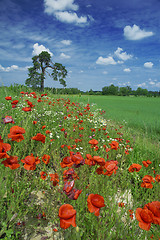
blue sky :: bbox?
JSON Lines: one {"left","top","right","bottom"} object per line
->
{"left": 0, "top": 0, "right": 160, "bottom": 91}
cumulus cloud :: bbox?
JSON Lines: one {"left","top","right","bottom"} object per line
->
{"left": 124, "top": 24, "right": 154, "bottom": 40}
{"left": 61, "top": 40, "right": 72, "bottom": 45}
{"left": 44, "top": 0, "right": 78, "bottom": 12}
{"left": 123, "top": 68, "right": 131, "bottom": 72}
{"left": 137, "top": 82, "right": 146, "bottom": 87}
{"left": 103, "top": 71, "right": 108, "bottom": 74}
{"left": 144, "top": 62, "right": 153, "bottom": 68}
{"left": 114, "top": 47, "right": 133, "bottom": 61}
{"left": 55, "top": 11, "right": 87, "bottom": 24}
{"left": 44, "top": 0, "right": 88, "bottom": 25}
{"left": 0, "top": 64, "right": 30, "bottom": 72}
{"left": 96, "top": 56, "right": 116, "bottom": 65}
{"left": 60, "top": 53, "right": 71, "bottom": 59}
{"left": 32, "top": 43, "right": 53, "bottom": 56}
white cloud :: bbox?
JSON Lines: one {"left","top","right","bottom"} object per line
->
{"left": 61, "top": 40, "right": 72, "bottom": 45}
{"left": 124, "top": 24, "right": 154, "bottom": 40}
{"left": 114, "top": 47, "right": 133, "bottom": 61}
{"left": 32, "top": 43, "right": 53, "bottom": 56}
{"left": 55, "top": 11, "right": 87, "bottom": 24}
{"left": 103, "top": 71, "right": 108, "bottom": 74}
{"left": 44, "top": 0, "right": 88, "bottom": 25}
{"left": 149, "top": 81, "right": 155, "bottom": 85}
{"left": 155, "top": 82, "right": 160, "bottom": 88}
{"left": 0, "top": 64, "right": 19, "bottom": 72}
{"left": 144, "top": 62, "right": 153, "bottom": 68}
{"left": 0, "top": 64, "right": 30, "bottom": 72}
{"left": 44, "top": 0, "right": 78, "bottom": 13}
{"left": 123, "top": 68, "right": 131, "bottom": 72}
{"left": 137, "top": 82, "right": 146, "bottom": 87}
{"left": 60, "top": 53, "right": 71, "bottom": 59}
{"left": 96, "top": 56, "right": 116, "bottom": 65}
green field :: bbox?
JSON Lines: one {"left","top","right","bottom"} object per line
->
{"left": 66, "top": 95, "right": 160, "bottom": 141}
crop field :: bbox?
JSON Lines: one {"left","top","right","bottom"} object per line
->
{"left": 66, "top": 95, "right": 160, "bottom": 142}
{"left": 0, "top": 86, "right": 159, "bottom": 240}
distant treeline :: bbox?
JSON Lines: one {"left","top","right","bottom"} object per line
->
{"left": 1, "top": 83, "right": 160, "bottom": 97}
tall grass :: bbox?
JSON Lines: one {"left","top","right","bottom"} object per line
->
{"left": 0, "top": 87, "right": 159, "bottom": 239}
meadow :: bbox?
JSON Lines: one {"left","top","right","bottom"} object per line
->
{"left": 0, "top": 86, "right": 159, "bottom": 240}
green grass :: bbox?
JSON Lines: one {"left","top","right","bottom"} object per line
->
{"left": 65, "top": 95, "right": 160, "bottom": 141}
{"left": 0, "top": 87, "right": 159, "bottom": 240}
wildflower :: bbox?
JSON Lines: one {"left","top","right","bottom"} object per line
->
{"left": 40, "top": 171, "right": 48, "bottom": 180}
{"left": 118, "top": 202, "right": 125, "bottom": 208}
{"left": 5, "top": 96, "right": 12, "bottom": 100}
{"left": 3, "top": 116, "right": 15, "bottom": 124}
{"left": 42, "top": 154, "right": 50, "bottom": 165}
{"left": 155, "top": 174, "right": 160, "bottom": 182}
{"left": 42, "top": 125, "right": 46, "bottom": 129}
{"left": 8, "top": 126, "right": 25, "bottom": 142}
{"left": 142, "top": 160, "right": 152, "bottom": 167}
{"left": 88, "top": 139, "right": 98, "bottom": 146}
{"left": 109, "top": 141, "right": 119, "bottom": 150}
{"left": 102, "top": 160, "right": 118, "bottom": 176}
{"left": 21, "top": 153, "right": 40, "bottom": 170}
{"left": 32, "top": 133, "right": 46, "bottom": 143}
{"left": 87, "top": 194, "right": 105, "bottom": 216}
{"left": 60, "top": 156, "right": 73, "bottom": 168}
{"left": 141, "top": 175, "right": 155, "bottom": 189}
{"left": 22, "top": 107, "right": 32, "bottom": 112}
{"left": 49, "top": 173, "right": 59, "bottom": 186}
{"left": 58, "top": 204, "right": 76, "bottom": 229}
{"left": 63, "top": 168, "right": 79, "bottom": 181}
{"left": 0, "top": 139, "right": 11, "bottom": 159}
{"left": 33, "top": 121, "right": 37, "bottom": 124}
{"left": 128, "top": 163, "right": 142, "bottom": 172}
{"left": 1, "top": 156, "right": 20, "bottom": 169}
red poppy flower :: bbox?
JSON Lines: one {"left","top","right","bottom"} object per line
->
{"left": 136, "top": 208, "right": 154, "bottom": 231}
{"left": 21, "top": 153, "right": 40, "bottom": 170}
{"left": 42, "top": 125, "right": 46, "bottom": 129}
{"left": 42, "top": 154, "right": 50, "bottom": 165}
{"left": 155, "top": 174, "right": 160, "bottom": 182}
{"left": 22, "top": 107, "right": 32, "bottom": 112}
{"left": 59, "top": 204, "right": 76, "bottom": 229}
{"left": 63, "top": 180, "right": 75, "bottom": 193}
{"left": 128, "top": 163, "right": 142, "bottom": 172}
{"left": 87, "top": 194, "right": 105, "bottom": 216}
{"left": 49, "top": 173, "right": 59, "bottom": 186}
{"left": 109, "top": 141, "right": 119, "bottom": 150}
{"left": 0, "top": 139, "right": 11, "bottom": 159}
{"left": 142, "top": 160, "right": 152, "bottom": 167}
{"left": 141, "top": 175, "right": 155, "bottom": 189}
{"left": 8, "top": 126, "right": 25, "bottom": 142}
{"left": 144, "top": 201, "right": 160, "bottom": 225}
{"left": 11, "top": 100, "right": 19, "bottom": 105}
{"left": 118, "top": 202, "right": 125, "bottom": 208}
{"left": 85, "top": 154, "right": 96, "bottom": 166}
{"left": 70, "top": 152, "right": 85, "bottom": 166}
{"left": 46, "top": 130, "right": 51, "bottom": 134}
{"left": 93, "top": 156, "right": 105, "bottom": 166}
{"left": 101, "top": 160, "right": 118, "bottom": 176}
{"left": 33, "top": 121, "right": 37, "bottom": 124}
{"left": 1, "top": 156, "right": 20, "bottom": 169}
{"left": 32, "top": 133, "right": 46, "bottom": 143}
{"left": 60, "top": 156, "right": 73, "bottom": 168}
{"left": 63, "top": 168, "right": 79, "bottom": 181}
{"left": 5, "top": 96, "right": 12, "bottom": 100}
{"left": 40, "top": 171, "right": 48, "bottom": 180}
{"left": 88, "top": 139, "right": 98, "bottom": 146}
{"left": 3, "top": 116, "right": 15, "bottom": 124}
{"left": 27, "top": 101, "right": 35, "bottom": 108}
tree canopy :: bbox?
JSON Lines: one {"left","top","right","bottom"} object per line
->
{"left": 25, "top": 51, "right": 67, "bottom": 91}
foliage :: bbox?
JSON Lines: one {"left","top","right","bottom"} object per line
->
{"left": 25, "top": 51, "right": 67, "bottom": 91}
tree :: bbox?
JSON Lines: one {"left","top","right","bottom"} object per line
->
{"left": 25, "top": 51, "right": 67, "bottom": 91}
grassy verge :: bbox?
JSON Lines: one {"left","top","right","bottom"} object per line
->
{"left": 0, "top": 87, "right": 159, "bottom": 240}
